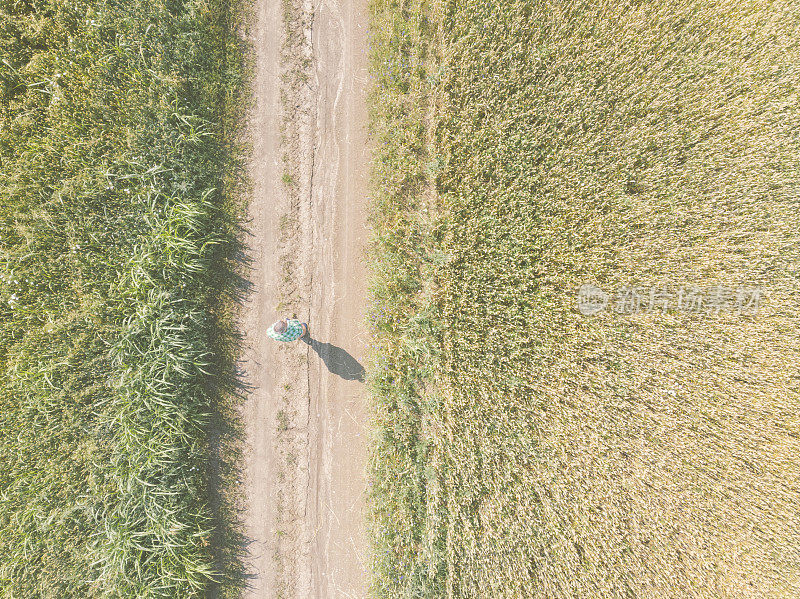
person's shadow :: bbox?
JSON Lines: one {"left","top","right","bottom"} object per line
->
{"left": 301, "top": 335, "right": 365, "bottom": 382}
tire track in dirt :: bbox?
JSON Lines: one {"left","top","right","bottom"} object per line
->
{"left": 307, "top": 2, "right": 370, "bottom": 597}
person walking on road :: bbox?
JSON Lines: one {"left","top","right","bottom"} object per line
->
{"left": 267, "top": 317, "right": 309, "bottom": 342}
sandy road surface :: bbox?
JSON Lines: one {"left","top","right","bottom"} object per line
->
{"left": 239, "top": 0, "right": 370, "bottom": 597}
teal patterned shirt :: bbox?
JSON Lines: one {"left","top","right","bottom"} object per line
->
{"left": 267, "top": 319, "right": 304, "bottom": 342}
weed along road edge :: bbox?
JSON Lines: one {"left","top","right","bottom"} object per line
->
{"left": 240, "top": 0, "right": 370, "bottom": 597}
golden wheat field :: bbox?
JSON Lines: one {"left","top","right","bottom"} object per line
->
{"left": 365, "top": 0, "right": 800, "bottom": 596}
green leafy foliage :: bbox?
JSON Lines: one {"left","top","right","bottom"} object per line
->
{"left": 0, "top": 0, "right": 247, "bottom": 596}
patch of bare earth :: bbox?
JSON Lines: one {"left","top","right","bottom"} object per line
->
{"left": 239, "top": 0, "right": 370, "bottom": 596}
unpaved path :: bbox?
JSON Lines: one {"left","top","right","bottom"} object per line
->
{"left": 239, "top": 0, "right": 370, "bottom": 597}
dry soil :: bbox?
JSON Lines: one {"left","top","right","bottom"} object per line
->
{"left": 238, "top": 0, "right": 371, "bottom": 596}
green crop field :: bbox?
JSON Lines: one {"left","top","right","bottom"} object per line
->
{"left": 365, "top": 0, "right": 800, "bottom": 597}
{"left": 0, "top": 0, "right": 247, "bottom": 596}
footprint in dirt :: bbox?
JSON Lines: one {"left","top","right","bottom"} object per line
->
{"left": 301, "top": 336, "right": 365, "bottom": 382}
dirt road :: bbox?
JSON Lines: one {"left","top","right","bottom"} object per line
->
{"left": 239, "top": 0, "right": 370, "bottom": 597}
